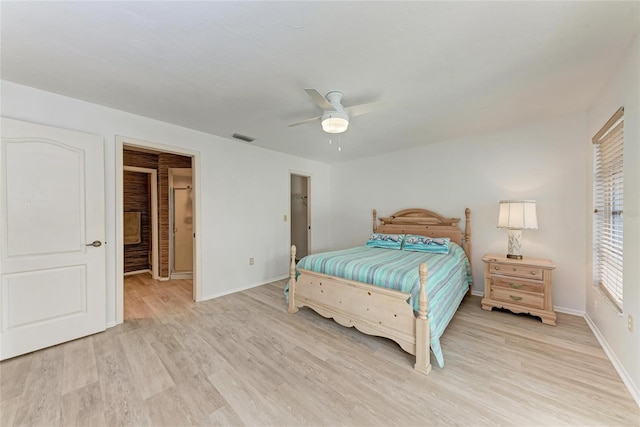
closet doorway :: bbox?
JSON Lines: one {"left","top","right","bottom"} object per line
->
{"left": 290, "top": 173, "right": 311, "bottom": 261}
{"left": 123, "top": 166, "right": 158, "bottom": 279}
{"left": 116, "top": 137, "right": 201, "bottom": 325}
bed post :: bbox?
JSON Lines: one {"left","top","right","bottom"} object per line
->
{"left": 372, "top": 209, "right": 378, "bottom": 232}
{"left": 464, "top": 208, "right": 471, "bottom": 258}
{"left": 464, "top": 208, "right": 472, "bottom": 295}
{"left": 288, "top": 245, "right": 298, "bottom": 314}
{"left": 414, "top": 262, "right": 431, "bottom": 375}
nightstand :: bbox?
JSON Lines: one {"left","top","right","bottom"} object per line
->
{"left": 481, "top": 254, "right": 556, "bottom": 325}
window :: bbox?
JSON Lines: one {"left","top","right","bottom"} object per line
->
{"left": 593, "top": 106, "right": 624, "bottom": 310}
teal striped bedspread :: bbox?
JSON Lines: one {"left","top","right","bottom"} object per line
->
{"left": 294, "top": 244, "right": 472, "bottom": 368}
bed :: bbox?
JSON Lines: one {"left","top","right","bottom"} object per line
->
{"left": 287, "top": 208, "right": 472, "bottom": 374}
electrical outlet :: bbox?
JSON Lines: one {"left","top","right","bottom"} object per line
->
{"left": 629, "top": 314, "right": 634, "bottom": 333}
{"left": 249, "top": 257, "right": 254, "bottom": 265}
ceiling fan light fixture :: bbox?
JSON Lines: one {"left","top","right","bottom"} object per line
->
{"left": 321, "top": 111, "right": 349, "bottom": 133}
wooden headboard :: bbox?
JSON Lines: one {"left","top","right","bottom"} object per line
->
{"left": 373, "top": 208, "right": 472, "bottom": 262}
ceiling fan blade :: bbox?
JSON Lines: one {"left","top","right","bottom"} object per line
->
{"left": 346, "top": 100, "right": 389, "bottom": 117}
{"left": 305, "top": 88, "right": 334, "bottom": 110}
{"left": 288, "top": 115, "right": 322, "bottom": 127}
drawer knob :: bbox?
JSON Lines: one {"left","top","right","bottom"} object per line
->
{"left": 494, "top": 266, "right": 500, "bottom": 270}
{"left": 509, "top": 295, "right": 523, "bottom": 302}
{"left": 509, "top": 283, "right": 522, "bottom": 289}
{"left": 531, "top": 271, "right": 537, "bottom": 275}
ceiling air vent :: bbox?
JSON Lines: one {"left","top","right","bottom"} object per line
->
{"left": 232, "top": 133, "right": 255, "bottom": 143}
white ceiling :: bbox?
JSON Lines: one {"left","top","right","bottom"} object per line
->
{"left": 2, "top": 1, "right": 639, "bottom": 164}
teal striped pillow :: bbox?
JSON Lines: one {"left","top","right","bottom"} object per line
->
{"left": 364, "top": 233, "right": 405, "bottom": 250}
{"left": 402, "top": 235, "right": 450, "bottom": 254}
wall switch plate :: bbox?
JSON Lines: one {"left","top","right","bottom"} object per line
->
{"left": 249, "top": 257, "right": 254, "bottom": 265}
{"left": 629, "top": 314, "right": 634, "bottom": 333}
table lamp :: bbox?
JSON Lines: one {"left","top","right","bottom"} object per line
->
{"left": 497, "top": 200, "right": 538, "bottom": 259}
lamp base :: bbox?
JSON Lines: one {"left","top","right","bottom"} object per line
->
{"left": 506, "top": 229, "right": 523, "bottom": 260}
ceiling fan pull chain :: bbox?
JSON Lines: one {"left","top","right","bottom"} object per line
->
{"left": 338, "top": 134, "right": 342, "bottom": 152}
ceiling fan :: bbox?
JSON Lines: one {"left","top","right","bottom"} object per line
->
{"left": 288, "top": 89, "right": 385, "bottom": 134}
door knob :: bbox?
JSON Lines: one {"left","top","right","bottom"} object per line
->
{"left": 86, "top": 240, "right": 102, "bottom": 247}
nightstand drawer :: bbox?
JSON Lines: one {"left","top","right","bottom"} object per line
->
{"left": 492, "top": 277, "right": 543, "bottom": 294}
{"left": 489, "top": 262, "right": 543, "bottom": 280}
{"left": 491, "top": 287, "right": 544, "bottom": 309}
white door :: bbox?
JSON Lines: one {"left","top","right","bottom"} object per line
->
{"left": 0, "top": 118, "right": 106, "bottom": 360}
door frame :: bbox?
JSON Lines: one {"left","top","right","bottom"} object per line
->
{"left": 289, "top": 170, "right": 312, "bottom": 257}
{"left": 115, "top": 136, "right": 202, "bottom": 325}
{"left": 123, "top": 166, "right": 159, "bottom": 280}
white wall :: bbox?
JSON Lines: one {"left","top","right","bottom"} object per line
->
{"left": 0, "top": 80, "right": 332, "bottom": 325}
{"left": 586, "top": 34, "right": 640, "bottom": 404}
{"left": 330, "top": 112, "right": 588, "bottom": 313}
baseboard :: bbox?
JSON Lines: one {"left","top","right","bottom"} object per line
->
{"left": 124, "top": 269, "right": 150, "bottom": 276}
{"left": 170, "top": 272, "right": 193, "bottom": 280}
{"left": 471, "top": 289, "right": 484, "bottom": 297}
{"left": 584, "top": 313, "right": 640, "bottom": 408}
{"left": 200, "top": 275, "right": 289, "bottom": 301}
{"left": 554, "top": 306, "right": 585, "bottom": 316}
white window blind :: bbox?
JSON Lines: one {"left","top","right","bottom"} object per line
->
{"left": 593, "top": 106, "right": 624, "bottom": 310}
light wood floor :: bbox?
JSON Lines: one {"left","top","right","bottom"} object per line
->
{"left": 2, "top": 274, "right": 639, "bottom": 426}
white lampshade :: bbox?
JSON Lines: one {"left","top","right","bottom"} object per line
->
{"left": 321, "top": 110, "right": 349, "bottom": 133}
{"left": 497, "top": 200, "right": 538, "bottom": 230}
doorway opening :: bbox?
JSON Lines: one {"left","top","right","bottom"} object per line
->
{"left": 169, "top": 168, "right": 193, "bottom": 279}
{"left": 290, "top": 173, "right": 311, "bottom": 262}
{"left": 115, "top": 137, "right": 201, "bottom": 325}
{"left": 123, "top": 166, "right": 158, "bottom": 279}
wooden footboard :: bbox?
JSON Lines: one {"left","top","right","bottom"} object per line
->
{"left": 288, "top": 245, "right": 431, "bottom": 375}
